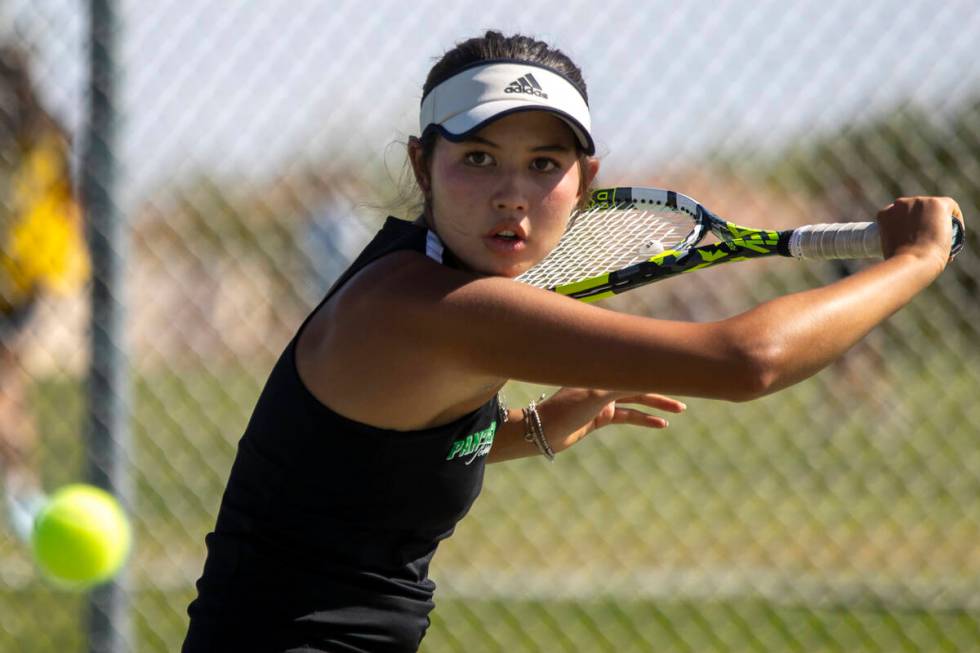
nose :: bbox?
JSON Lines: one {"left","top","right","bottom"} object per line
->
{"left": 491, "top": 173, "right": 528, "bottom": 213}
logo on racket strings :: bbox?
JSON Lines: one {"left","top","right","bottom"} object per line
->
{"left": 505, "top": 73, "right": 548, "bottom": 99}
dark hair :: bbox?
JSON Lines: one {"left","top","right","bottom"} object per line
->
{"left": 410, "top": 31, "right": 594, "bottom": 214}
{"left": 422, "top": 31, "right": 588, "bottom": 102}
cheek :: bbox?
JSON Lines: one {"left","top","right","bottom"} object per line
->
{"left": 438, "top": 167, "right": 475, "bottom": 199}
{"left": 430, "top": 165, "right": 485, "bottom": 223}
{"left": 541, "top": 168, "right": 583, "bottom": 218}
{"left": 534, "top": 171, "right": 581, "bottom": 249}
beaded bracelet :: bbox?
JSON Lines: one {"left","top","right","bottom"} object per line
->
{"left": 522, "top": 395, "right": 555, "bottom": 461}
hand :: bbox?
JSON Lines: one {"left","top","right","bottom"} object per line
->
{"left": 535, "top": 387, "right": 686, "bottom": 454}
{"left": 877, "top": 196, "right": 965, "bottom": 271}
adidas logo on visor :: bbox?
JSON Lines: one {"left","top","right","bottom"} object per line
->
{"left": 504, "top": 73, "right": 548, "bottom": 99}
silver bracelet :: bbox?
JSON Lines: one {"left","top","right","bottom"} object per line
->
{"left": 522, "top": 395, "right": 555, "bottom": 461}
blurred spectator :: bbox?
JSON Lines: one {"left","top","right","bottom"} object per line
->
{"left": 0, "top": 45, "right": 88, "bottom": 539}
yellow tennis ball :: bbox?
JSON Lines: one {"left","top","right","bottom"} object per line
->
{"left": 31, "top": 484, "right": 132, "bottom": 588}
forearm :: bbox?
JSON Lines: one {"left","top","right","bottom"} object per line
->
{"left": 729, "top": 252, "right": 944, "bottom": 396}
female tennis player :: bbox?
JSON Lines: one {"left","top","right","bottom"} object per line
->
{"left": 183, "top": 31, "right": 963, "bottom": 652}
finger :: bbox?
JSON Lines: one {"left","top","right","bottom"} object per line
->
{"left": 611, "top": 407, "right": 670, "bottom": 429}
{"left": 616, "top": 393, "right": 687, "bottom": 413}
{"left": 951, "top": 201, "right": 965, "bottom": 228}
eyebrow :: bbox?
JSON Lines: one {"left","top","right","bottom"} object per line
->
{"left": 461, "top": 135, "right": 573, "bottom": 153}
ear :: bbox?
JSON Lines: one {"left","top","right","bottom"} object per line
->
{"left": 407, "top": 136, "right": 431, "bottom": 194}
{"left": 579, "top": 156, "right": 600, "bottom": 200}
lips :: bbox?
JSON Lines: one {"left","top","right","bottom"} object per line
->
{"left": 484, "top": 221, "right": 528, "bottom": 255}
{"left": 486, "top": 221, "right": 527, "bottom": 241}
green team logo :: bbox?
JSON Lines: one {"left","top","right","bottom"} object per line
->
{"left": 446, "top": 422, "right": 496, "bottom": 465}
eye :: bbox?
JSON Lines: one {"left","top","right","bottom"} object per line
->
{"left": 530, "top": 157, "right": 561, "bottom": 172}
{"left": 464, "top": 151, "right": 494, "bottom": 167}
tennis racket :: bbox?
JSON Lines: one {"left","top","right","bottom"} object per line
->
{"left": 517, "top": 186, "right": 965, "bottom": 302}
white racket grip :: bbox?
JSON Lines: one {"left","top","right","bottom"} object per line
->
{"left": 788, "top": 222, "right": 880, "bottom": 260}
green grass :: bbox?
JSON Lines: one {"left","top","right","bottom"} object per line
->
{"left": 1, "top": 590, "right": 975, "bottom": 652}
{"left": 424, "top": 597, "right": 980, "bottom": 652}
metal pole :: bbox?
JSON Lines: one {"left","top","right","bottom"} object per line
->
{"left": 81, "top": 1, "right": 130, "bottom": 651}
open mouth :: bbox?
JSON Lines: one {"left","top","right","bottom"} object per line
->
{"left": 485, "top": 225, "right": 528, "bottom": 255}
{"left": 487, "top": 222, "right": 527, "bottom": 241}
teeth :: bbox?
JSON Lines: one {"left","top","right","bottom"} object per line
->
{"left": 498, "top": 230, "right": 516, "bottom": 237}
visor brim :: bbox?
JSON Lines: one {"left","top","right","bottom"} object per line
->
{"left": 431, "top": 100, "right": 595, "bottom": 155}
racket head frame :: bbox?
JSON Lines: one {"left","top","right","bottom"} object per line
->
{"left": 526, "top": 186, "right": 788, "bottom": 301}
{"left": 521, "top": 186, "right": 966, "bottom": 302}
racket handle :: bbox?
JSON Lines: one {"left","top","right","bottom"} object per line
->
{"left": 788, "top": 219, "right": 965, "bottom": 260}
{"left": 788, "top": 222, "right": 880, "bottom": 259}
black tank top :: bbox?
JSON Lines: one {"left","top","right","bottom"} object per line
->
{"left": 183, "top": 217, "right": 500, "bottom": 652}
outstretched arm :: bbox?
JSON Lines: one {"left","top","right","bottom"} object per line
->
{"left": 304, "top": 196, "right": 962, "bottom": 431}
{"left": 414, "top": 196, "right": 963, "bottom": 401}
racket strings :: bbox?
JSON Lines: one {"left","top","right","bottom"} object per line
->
{"left": 517, "top": 206, "right": 695, "bottom": 289}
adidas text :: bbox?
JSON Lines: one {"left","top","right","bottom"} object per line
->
{"left": 505, "top": 73, "right": 548, "bottom": 99}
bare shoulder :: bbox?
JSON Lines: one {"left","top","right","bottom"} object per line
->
{"left": 295, "top": 250, "right": 513, "bottom": 430}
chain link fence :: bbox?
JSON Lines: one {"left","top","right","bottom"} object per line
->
{"left": 1, "top": 0, "right": 978, "bottom": 650}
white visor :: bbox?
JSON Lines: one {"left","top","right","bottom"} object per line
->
{"left": 419, "top": 61, "right": 594, "bottom": 154}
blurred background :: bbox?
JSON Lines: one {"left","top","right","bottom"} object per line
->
{"left": 0, "top": 0, "right": 978, "bottom": 651}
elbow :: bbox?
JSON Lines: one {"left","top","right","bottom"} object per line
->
{"left": 721, "top": 339, "right": 784, "bottom": 403}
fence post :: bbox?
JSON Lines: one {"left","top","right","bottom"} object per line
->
{"left": 81, "top": 1, "right": 130, "bottom": 651}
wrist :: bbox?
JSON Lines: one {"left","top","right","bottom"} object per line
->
{"left": 884, "top": 249, "right": 946, "bottom": 284}
{"left": 522, "top": 395, "right": 555, "bottom": 461}
{"left": 488, "top": 393, "right": 557, "bottom": 463}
